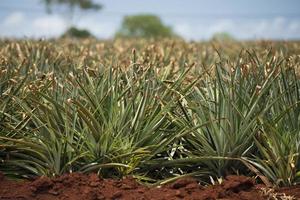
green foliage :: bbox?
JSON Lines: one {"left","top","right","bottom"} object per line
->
{"left": 0, "top": 39, "right": 300, "bottom": 186}
{"left": 43, "top": 0, "right": 102, "bottom": 11}
{"left": 116, "top": 15, "right": 174, "bottom": 38}
{"left": 247, "top": 66, "right": 300, "bottom": 186}
{"left": 61, "top": 27, "right": 94, "bottom": 38}
{"left": 211, "top": 32, "right": 235, "bottom": 42}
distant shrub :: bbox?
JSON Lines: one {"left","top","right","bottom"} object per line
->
{"left": 116, "top": 14, "right": 174, "bottom": 38}
{"left": 211, "top": 32, "right": 236, "bottom": 42}
{"left": 61, "top": 27, "right": 94, "bottom": 39}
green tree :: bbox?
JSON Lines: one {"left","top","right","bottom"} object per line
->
{"left": 43, "top": 0, "right": 102, "bottom": 12}
{"left": 211, "top": 32, "right": 235, "bottom": 42}
{"left": 116, "top": 14, "right": 174, "bottom": 38}
{"left": 42, "top": 0, "right": 102, "bottom": 25}
{"left": 41, "top": 0, "right": 102, "bottom": 38}
{"left": 61, "top": 26, "right": 94, "bottom": 38}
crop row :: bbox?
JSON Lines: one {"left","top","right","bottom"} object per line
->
{"left": 0, "top": 39, "right": 299, "bottom": 186}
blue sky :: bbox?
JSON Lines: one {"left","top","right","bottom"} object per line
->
{"left": 0, "top": 0, "right": 300, "bottom": 40}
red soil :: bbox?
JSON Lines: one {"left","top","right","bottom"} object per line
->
{"left": 0, "top": 172, "right": 299, "bottom": 200}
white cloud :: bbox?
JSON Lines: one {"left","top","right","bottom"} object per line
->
{"left": 248, "top": 17, "right": 300, "bottom": 39}
{"left": 173, "top": 17, "right": 300, "bottom": 40}
{"left": 1, "top": 12, "right": 300, "bottom": 40}
{"left": 289, "top": 21, "right": 300, "bottom": 32}
{"left": 3, "top": 12, "right": 24, "bottom": 26}
{"left": 77, "top": 15, "right": 120, "bottom": 39}
{"left": 173, "top": 23, "right": 193, "bottom": 39}
{"left": 32, "top": 15, "right": 68, "bottom": 37}
{"left": 0, "top": 11, "right": 119, "bottom": 39}
{"left": 207, "top": 20, "right": 235, "bottom": 35}
{"left": 0, "top": 12, "right": 68, "bottom": 38}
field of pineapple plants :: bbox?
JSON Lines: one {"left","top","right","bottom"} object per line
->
{"left": 0, "top": 38, "right": 300, "bottom": 199}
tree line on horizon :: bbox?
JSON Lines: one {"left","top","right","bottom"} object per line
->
{"left": 43, "top": 0, "right": 235, "bottom": 40}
